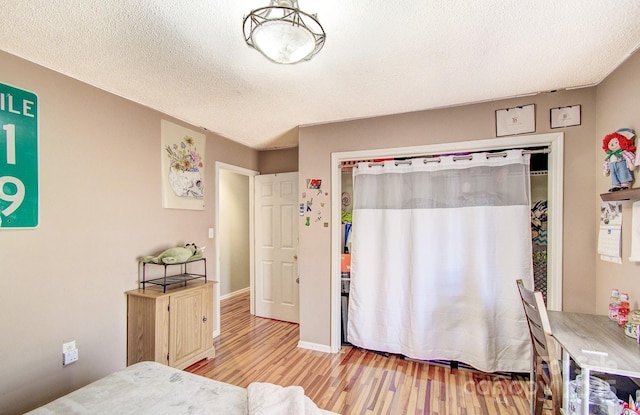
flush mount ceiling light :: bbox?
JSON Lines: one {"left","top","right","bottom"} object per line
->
{"left": 243, "top": 0, "right": 325, "bottom": 64}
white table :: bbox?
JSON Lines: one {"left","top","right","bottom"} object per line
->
{"left": 548, "top": 311, "right": 640, "bottom": 415}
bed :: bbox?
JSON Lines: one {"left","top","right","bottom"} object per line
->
{"left": 26, "top": 361, "right": 340, "bottom": 415}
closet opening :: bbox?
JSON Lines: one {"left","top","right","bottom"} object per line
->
{"left": 329, "top": 133, "right": 564, "bottom": 354}
{"left": 339, "top": 148, "right": 550, "bottom": 347}
{"left": 530, "top": 152, "right": 549, "bottom": 303}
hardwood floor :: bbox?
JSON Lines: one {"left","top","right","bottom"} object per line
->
{"left": 186, "top": 291, "right": 537, "bottom": 415}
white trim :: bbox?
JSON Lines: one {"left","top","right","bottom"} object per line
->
{"left": 215, "top": 162, "right": 259, "bottom": 339}
{"left": 546, "top": 136, "right": 564, "bottom": 312}
{"left": 297, "top": 341, "right": 332, "bottom": 353}
{"left": 220, "top": 286, "right": 250, "bottom": 301}
{"left": 330, "top": 133, "right": 564, "bottom": 353}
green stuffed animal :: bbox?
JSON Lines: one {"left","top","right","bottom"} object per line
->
{"left": 141, "top": 243, "right": 203, "bottom": 264}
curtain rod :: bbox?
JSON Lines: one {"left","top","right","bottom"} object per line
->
{"left": 355, "top": 148, "right": 550, "bottom": 168}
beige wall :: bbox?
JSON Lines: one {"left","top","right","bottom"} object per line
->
{"left": 298, "top": 87, "right": 598, "bottom": 347}
{"left": 0, "top": 51, "right": 259, "bottom": 414}
{"left": 258, "top": 146, "right": 298, "bottom": 174}
{"left": 594, "top": 51, "right": 640, "bottom": 313}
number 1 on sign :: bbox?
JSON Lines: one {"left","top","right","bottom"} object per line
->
{"left": 1, "top": 123, "right": 24, "bottom": 217}
{"left": 3, "top": 124, "right": 16, "bottom": 165}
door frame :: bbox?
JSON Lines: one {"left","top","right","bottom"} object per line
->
{"left": 329, "top": 133, "right": 564, "bottom": 353}
{"left": 214, "top": 161, "right": 259, "bottom": 337}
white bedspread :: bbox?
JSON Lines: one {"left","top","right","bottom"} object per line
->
{"left": 26, "top": 362, "right": 339, "bottom": 415}
{"left": 248, "top": 382, "right": 322, "bottom": 415}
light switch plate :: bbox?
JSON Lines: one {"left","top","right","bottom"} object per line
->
{"left": 62, "top": 340, "right": 76, "bottom": 353}
{"left": 63, "top": 348, "right": 79, "bottom": 366}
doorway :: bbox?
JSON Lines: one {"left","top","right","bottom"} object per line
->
{"left": 214, "top": 162, "right": 258, "bottom": 337}
{"left": 329, "top": 133, "right": 564, "bottom": 353}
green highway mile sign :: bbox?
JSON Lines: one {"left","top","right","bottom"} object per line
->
{"left": 0, "top": 83, "right": 38, "bottom": 228}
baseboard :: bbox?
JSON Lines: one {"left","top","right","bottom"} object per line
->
{"left": 297, "top": 341, "right": 333, "bottom": 353}
{"left": 220, "top": 286, "right": 250, "bottom": 301}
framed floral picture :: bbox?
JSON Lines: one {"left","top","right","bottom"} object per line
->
{"left": 161, "top": 120, "right": 205, "bottom": 210}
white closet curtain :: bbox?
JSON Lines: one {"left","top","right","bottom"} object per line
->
{"left": 347, "top": 150, "right": 534, "bottom": 373}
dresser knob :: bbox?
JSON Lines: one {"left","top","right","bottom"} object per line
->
{"left": 202, "top": 316, "right": 207, "bottom": 322}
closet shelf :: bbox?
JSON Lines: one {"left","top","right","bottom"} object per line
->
{"left": 600, "top": 187, "right": 640, "bottom": 201}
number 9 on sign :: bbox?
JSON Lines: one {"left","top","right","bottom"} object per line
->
{"left": 0, "top": 176, "right": 25, "bottom": 216}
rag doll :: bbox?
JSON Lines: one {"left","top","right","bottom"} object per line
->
{"left": 603, "top": 129, "right": 636, "bottom": 192}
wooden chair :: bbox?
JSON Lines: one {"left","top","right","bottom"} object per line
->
{"left": 516, "top": 279, "right": 563, "bottom": 415}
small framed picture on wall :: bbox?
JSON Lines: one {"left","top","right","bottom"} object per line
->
{"left": 495, "top": 104, "right": 536, "bottom": 137}
{"left": 550, "top": 105, "right": 581, "bottom": 128}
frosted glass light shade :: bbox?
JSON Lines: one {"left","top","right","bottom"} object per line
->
{"left": 243, "top": 0, "right": 325, "bottom": 64}
{"left": 252, "top": 21, "right": 316, "bottom": 64}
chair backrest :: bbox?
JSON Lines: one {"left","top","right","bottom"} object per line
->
{"left": 517, "top": 279, "right": 562, "bottom": 415}
{"left": 516, "top": 279, "right": 557, "bottom": 364}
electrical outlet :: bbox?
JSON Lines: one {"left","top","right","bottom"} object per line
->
{"left": 63, "top": 348, "right": 79, "bottom": 366}
{"left": 208, "top": 227, "right": 214, "bottom": 239}
{"left": 62, "top": 340, "right": 76, "bottom": 354}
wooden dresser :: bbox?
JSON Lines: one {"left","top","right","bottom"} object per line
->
{"left": 126, "top": 281, "right": 215, "bottom": 369}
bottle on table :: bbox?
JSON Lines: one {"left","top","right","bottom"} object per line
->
{"left": 618, "top": 292, "right": 630, "bottom": 326}
{"left": 609, "top": 288, "right": 620, "bottom": 321}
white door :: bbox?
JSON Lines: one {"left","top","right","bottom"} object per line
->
{"left": 254, "top": 172, "right": 299, "bottom": 323}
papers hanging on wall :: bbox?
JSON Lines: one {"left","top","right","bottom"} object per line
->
{"left": 598, "top": 201, "right": 623, "bottom": 263}
{"left": 629, "top": 201, "right": 640, "bottom": 262}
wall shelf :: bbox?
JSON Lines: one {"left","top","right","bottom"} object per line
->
{"left": 600, "top": 187, "right": 640, "bottom": 201}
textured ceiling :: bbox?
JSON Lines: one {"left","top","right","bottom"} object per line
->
{"left": 1, "top": 1, "right": 640, "bottom": 149}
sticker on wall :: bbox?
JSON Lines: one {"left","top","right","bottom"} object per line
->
{"left": 302, "top": 178, "right": 329, "bottom": 227}
{"left": 308, "top": 179, "right": 321, "bottom": 189}
{"left": 307, "top": 178, "right": 324, "bottom": 195}
{"left": 0, "top": 82, "right": 39, "bottom": 229}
